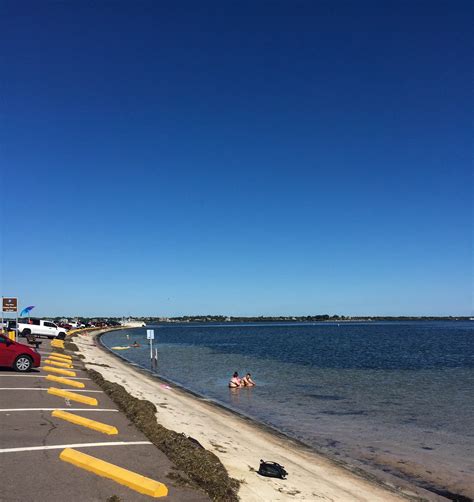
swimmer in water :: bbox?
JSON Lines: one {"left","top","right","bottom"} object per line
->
{"left": 242, "top": 373, "right": 256, "bottom": 387}
{"left": 228, "top": 371, "right": 242, "bottom": 388}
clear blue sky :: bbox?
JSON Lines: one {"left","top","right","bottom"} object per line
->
{"left": 1, "top": 1, "right": 472, "bottom": 317}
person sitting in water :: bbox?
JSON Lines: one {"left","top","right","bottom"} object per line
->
{"left": 242, "top": 373, "right": 256, "bottom": 387}
{"left": 229, "top": 371, "right": 242, "bottom": 388}
{"left": 131, "top": 341, "right": 140, "bottom": 348}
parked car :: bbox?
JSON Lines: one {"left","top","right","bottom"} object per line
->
{"left": 18, "top": 319, "right": 68, "bottom": 339}
{"left": 0, "top": 333, "right": 41, "bottom": 371}
{"left": 0, "top": 320, "right": 17, "bottom": 331}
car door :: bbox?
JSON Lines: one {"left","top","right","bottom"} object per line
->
{"left": 0, "top": 335, "right": 16, "bottom": 367}
{"left": 36, "top": 321, "right": 49, "bottom": 337}
{"left": 30, "top": 319, "right": 41, "bottom": 335}
{"left": 43, "top": 321, "right": 57, "bottom": 337}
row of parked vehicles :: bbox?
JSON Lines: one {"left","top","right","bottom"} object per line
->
{"left": 1, "top": 319, "right": 68, "bottom": 339}
{"left": 1, "top": 318, "right": 125, "bottom": 372}
{"left": 0, "top": 318, "right": 74, "bottom": 372}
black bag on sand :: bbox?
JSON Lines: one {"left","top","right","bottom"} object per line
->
{"left": 258, "top": 459, "right": 288, "bottom": 479}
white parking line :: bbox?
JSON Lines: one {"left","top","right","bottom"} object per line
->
{"left": 0, "top": 441, "right": 152, "bottom": 453}
{"left": 0, "top": 375, "right": 89, "bottom": 380}
{"left": 0, "top": 388, "right": 103, "bottom": 393}
{"left": 0, "top": 408, "right": 119, "bottom": 412}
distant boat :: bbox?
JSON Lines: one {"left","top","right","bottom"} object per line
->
{"left": 120, "top": 317, "right": 146, "bottom": 328}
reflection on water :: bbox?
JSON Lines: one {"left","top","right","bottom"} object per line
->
{"left": 102, "top": 321, "right": 474, "bottom": 496}
{"left": 229, "top": 386, "right": 255, "bottom": 407}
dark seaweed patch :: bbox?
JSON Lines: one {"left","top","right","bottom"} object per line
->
{"left": 87, "top": 368, "right": 239, "bottom": 502}
{"left": 306, "top": 394, "right": 344, "bottom": 401}
{"left": 320, "top": 410, "right": 368, "bottom": 416}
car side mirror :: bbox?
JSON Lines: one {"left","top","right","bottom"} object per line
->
{"left": 5, "top": 339, "right": 12, "bottom": 346}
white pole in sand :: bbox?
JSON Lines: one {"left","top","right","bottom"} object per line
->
{"left": 147, "top": 329, "right": 155, "bottom": 368}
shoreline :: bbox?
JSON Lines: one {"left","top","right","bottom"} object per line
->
{"left": 99, "top": 328, "right": 473, "bottom": 502}
{"left": 97, "top": 331, "right": 324, "bottom": 457}
{"left": 74, "top": 328, "right": 445, "bottom": 501}
{"left": 97, "top": 332, "right": 450, "bottom": 500}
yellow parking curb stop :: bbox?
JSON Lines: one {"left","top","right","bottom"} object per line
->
{"left": 44, "top": 359, "right": 74, "bottom": 368}
{"left": 59, "top": 448, "right": 168, "bottom": 497}
{"left": 52, "top": 410, "right": 118, "bottom": 435}
{"left": 45, "top": 375, "right": 85, "bottom": 388}
{"left": 43, "top": 366, "right": 77, "bottom": 377}
{"left": 51, "top": 351, "right": 72, "bottom": 357}
{"left": 50, "top": 354, "right": 73, "bottom": 361}
{"left": 47, "top": 387, "right": 98, "bottom": 406}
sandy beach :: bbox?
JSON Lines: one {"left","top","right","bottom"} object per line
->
{"left": 72, "top": 330, "right": 423, "bottom": 502}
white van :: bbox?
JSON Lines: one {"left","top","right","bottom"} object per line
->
{"left": 18, "top": 319, "right": 67, "bottom": 339}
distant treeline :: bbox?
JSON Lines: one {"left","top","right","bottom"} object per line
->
{"left": 149, "top": 315, "right": 469, "bottom": 323}
{"left": 48, "top": 315, "right": 470, "bottom": 323}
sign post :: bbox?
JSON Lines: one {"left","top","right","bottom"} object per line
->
{"left": 2, "top": 297, "right": 18, "bottom": 340}
{"left": 146, "top": 329, "right": 155, "bottom": 369}
{"left": 2, "top": 298, "right": 18, "bottom": 312}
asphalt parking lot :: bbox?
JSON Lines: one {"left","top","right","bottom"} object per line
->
{"left": 0, "top": 340, "right": 209, "bottom": 502}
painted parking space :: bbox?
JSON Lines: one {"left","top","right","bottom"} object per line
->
{"left": 0, "top": 387, "right": 102, "bottom": 392}
{"left": 0, "top": 374, "right": 89, "bottom": 380}
{"left": 0, "top": 338, "right": 209, "bottom": 501}
{"left": 0, "top": 445, "right": 199, "bottom": 502}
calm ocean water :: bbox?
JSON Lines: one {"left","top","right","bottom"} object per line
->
{"left": 102, "top": 321, "right": 474, "bottom": 497}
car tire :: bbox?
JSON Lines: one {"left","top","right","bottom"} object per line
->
{"left": 57, "top": 332, "right": 66, "bottom": 340}
{"left": 22, "top": 329, "right": 31, "bottom": 337}
{"left": 15, "top": 355, "right": 32, "bottom": 372}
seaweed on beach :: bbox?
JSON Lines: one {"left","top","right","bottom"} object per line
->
{"left": 87, "top": 368, "right": 240, "bottom": 502}
{"left": 64, "top": 339, "right": 80, "bottom": 353}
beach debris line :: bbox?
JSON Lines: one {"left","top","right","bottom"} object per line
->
{"left": 86, "top": 368, "right": 240, "bottom": 502}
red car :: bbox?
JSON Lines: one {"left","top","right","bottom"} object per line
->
{"left": 0, "top": 334, "right": 41, "bottom": 371}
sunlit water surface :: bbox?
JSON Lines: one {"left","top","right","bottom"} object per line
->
{"left": 102, "top": 322, "right": 474, "bottom": 497}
